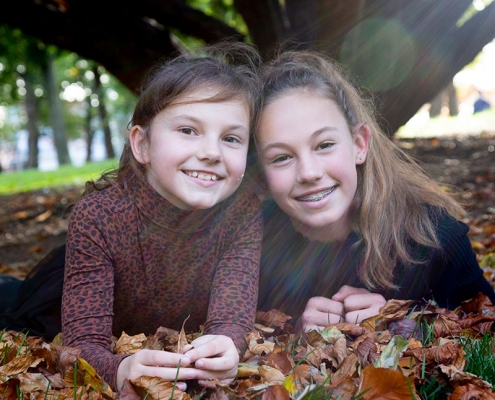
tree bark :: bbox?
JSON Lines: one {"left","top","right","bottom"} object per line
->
{"left": 93, "top": 66, "right": 115, "bottom": 159}
{"left": 45, "top": 52, "right": 71, "bottom": 165}
{"left": 85, "top": 99, "right": 94, "bottom": 162}
{"left": 23, "top": 73, "right": 40, "bottom": 170}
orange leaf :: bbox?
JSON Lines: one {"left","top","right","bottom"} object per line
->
{"left": 261, "top": 384, "right": 291, "bottom": 400}
{"left": 448, "top": 383, "right": 495, "bottom": 400}
{"left": 358, "top": 366, "right": 414, "bottom": 399}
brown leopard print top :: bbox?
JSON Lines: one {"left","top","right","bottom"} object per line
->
{"left": 62, "top": 175, "right": 262, "bottom": 390}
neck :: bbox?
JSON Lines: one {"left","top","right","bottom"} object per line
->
{"left": 290, "top": 215, "right": 352, "bottom": 243}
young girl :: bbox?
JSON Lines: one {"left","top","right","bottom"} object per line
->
{"left": 61, "top": 43, "right": 263, "bottom": 392}
{"left": 255, "top": 50, "right": 495, "bottom": 332}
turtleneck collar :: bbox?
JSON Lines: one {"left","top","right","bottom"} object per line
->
{"left": 130, "top": 175, "right": 222, "bottom": 236}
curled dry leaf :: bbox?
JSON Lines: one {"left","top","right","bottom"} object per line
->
{"left": 246, "top": 331, "right": 275, "bottom": 355}
{"left": 130, "top": 376, "right": 191, "bottom": 400}
{"left": 404, "top": 339, "right": 466, "bottom": 371}
{"left": 115, "top": 331, "right": 147, "bottom": 354}
{"left": 0, "top": 354, "right": 43, "bottom": 376}
{"left": 259, "top": 365, "right": 285, "bottom": 384}
{"left": 256, "top": 309, "right": 292, "bottom": 329}
{"left": 261, "top": 384, "right": 290, "bottom": 400}
{"left": 439, "top": 365, "right": 493, "bottom": 389}
{"left": 260, "top": 350, "right": 294, "bottom": 374}
{"left": 448, "top": 383, "right": 495, "bottom": 400}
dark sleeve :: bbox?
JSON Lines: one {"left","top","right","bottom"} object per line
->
{"left": 395, "top": 212, "right": 495, "bottom": 309}
{"left": 62, "top": 197, "right": 129, "bottom": 391}
{"left": 204, "top": 190, "right": 262, "bottom": 354}
{"left": 429, "top": 215, "right": 495, "bottom": 308}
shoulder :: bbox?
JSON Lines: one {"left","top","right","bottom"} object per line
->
{"left": 71, "top": 185, "right": 133, "bottom": 218}
{"left": 429, "top": 207, "right": 469, "bottom": 247}
{"left": 220, "top": 182, "right": 262, "bottom": 219}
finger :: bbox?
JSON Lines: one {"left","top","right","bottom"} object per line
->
{"left": 343, "top": 294, "right": 386, "bottom": 312}
{"left": 136, "top": 349, "right": 191, "bottom": 368}
{"left": 186, "top": 337, "right": 234, "bottom": 363}
{"left": 135, "top": 366, "right": 198, "bottom": 382}
{"left": 300, "top": 311, "right": 344, "bottom": 331}
{"left": 332, "top": 286, "right": 370, "bottom": 302}
{"left": 306, "top": 297, "right": 343, "bottom": 314}
{"left": 195, "top": 354, "right": 238, "bottom": 371}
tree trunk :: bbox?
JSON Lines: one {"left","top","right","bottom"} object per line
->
{"left": 45, "top": 52, "right": 71, "bottom": 165}
{"left": 85, "top": 100, "right": 94, "bottom": 162}
{"left": 93, "top": 66, "right": 115, "bottom": 159}
{"left": 23, "top": 73, "right": 40, "bottom": 169}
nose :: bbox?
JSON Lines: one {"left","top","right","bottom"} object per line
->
{"left": 296, "top": 153, "right": 323, "bottom": 183}
{"left": 197, "top": 137, "right": 221, "bottom": 163}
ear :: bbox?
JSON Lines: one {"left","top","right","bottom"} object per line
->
{"left": 353, "top": 123, "right": 370, "bottom": 165}
{"left": 129, "top": 125, "right": 150, "bottom": 164}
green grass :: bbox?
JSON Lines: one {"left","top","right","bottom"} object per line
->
{"left": 0, "top": 159, "right": 118, "bottom": 194}
{"left": 460, "top": 334, "right": 495, "bottom": 385}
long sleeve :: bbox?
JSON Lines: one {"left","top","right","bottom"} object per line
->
{"left": 204, "top": 190, "right": 262, "bottom": 353}
{"left": 63, "top": 196, "right": 129, "bottom": 391}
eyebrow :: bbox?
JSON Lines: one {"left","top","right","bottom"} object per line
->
{"left": 261, "top": 126, "right": 338, "bottom": 153}
{"left": 174, "top": 114, "right": 249, "bottom": 133}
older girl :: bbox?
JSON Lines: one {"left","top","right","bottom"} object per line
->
{"left": 256, "top": 50, "right": 495, "bottom": 332}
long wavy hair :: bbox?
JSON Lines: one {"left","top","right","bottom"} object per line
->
{"left": 257, "top": 50, "right": 465, "bottom": 290}
{"left": 83, "top": 41, "right": 262, "bottom": 196}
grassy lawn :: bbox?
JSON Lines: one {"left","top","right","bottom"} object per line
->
{"left": 397, "top": 109, "right": 495, "bottom": 138}
{"left": 0, "top": 159, "right": 118, "bottom": 194}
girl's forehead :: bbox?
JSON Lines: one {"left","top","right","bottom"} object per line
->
{"left": 172, "top": 85, "right": 249, "bottom": 108}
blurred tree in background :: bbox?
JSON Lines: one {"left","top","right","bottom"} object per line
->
{"left": 1, "top": 0, "right": 495, "bottom": 169}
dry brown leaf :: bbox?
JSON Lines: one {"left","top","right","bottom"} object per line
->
{"left": 115, "top": 331, "right": 147, "bottom": 355}
{"left": 130, "top": 376, "right": 191, "bottom": 400}
{"left": 246, "top": 331, "right": 275, "bottom": 355}
{"left": 260, "top": 350, "right": 294, "bottom": 374}
{"left": 448, "top": 383, "right": 495, "bottom": 400}
{"left": 439, "top": 365, "right": 493, "bottom": 389}
{"left": 177, "top": 315, "right": 190, "bottom": 354}
{"left": 259, "top": 365, "right": 285, "bottom": 384}
{"left": 261, "top": 384, "right": 290, "bottom": 399}
{"left": 358, "top": 365, "right": 415, "bottom": 400}
{"left": 256, "top": 309, "right": 292, "bottom": 328}
{"left": 0, "top": 354, "right": 43, "bottom": 376}
{"left": 328, "top": 376, "right": 358, "bottom": 400}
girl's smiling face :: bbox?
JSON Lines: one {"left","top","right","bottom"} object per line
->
{"left": 258, "top": 90, "right": 369, "bottom": 241}
{"left": 130, "top": 88, "right": 250, "bottom": 210}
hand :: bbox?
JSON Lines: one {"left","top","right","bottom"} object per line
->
{"left": 332, "top": 285, "right": 386, "bottom": 324}
{"left": 182, "top": 335, "right": 239, "bottom": 388}
{"left": 116, "top": 349, "right": 195, "bottom": 392}
{"left": 296, "top": 296, "right": 345, "bottom": 333}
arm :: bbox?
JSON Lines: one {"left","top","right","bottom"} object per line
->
{"left": 185, "top": 190, "right": 262, "bottom": 385}
{"left": 430, "top": 216, "right": 495, "bottom": 308}
{"left": 63, "top": 199, "right": 198, "bottom": 391}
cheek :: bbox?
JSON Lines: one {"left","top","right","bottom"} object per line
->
{"left": 264, "top": 168, "right": 292, "bottom": 196}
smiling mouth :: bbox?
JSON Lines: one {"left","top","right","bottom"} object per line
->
{"left": 184, "top": 171, "right": 222, "bottom": 181}
{"left": 296, "top": 186, "right": 336, "bottom": 202}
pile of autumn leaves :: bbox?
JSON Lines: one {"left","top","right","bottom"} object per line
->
{"left": 1, "top": 215, "right": 494, "bottom": 399}
{"left": 1, "top": 293, "right": 495, "bottom": 400}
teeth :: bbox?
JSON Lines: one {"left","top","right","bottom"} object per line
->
{"left": 297, "top": 187, "right": 336, "bottom": 202}
{"left": 186, "top": 171, "right": 220, "bottom": 181}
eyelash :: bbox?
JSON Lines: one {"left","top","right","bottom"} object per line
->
{"left": 318, "top": 141, "right": 334, "bottom": 150}
{"left": 223, "top": 136, "right": 241, "bottom": 144}
{"left": 179, "top": 127, "right": 197, "bottom": 136}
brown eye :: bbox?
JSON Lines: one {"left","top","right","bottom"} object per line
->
{"left": 179, "top": 127, "right": 196, "bottom": 136}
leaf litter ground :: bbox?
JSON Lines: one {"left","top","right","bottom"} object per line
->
{"left": 1, "top": 133, "right": 495, "bottom": 399}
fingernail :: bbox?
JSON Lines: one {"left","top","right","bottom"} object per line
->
{"left": 195, "top": 360, "right": 204, "bottom": 368}
{"left": 176, "top": 382, "right": 187, "bottom": 391}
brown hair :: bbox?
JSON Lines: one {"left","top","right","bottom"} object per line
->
{"left": 84, "top": 41, "right": 262, "bottom": 195}
{"left": 257, "top": 50, "right": 465, "bottom": 290}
